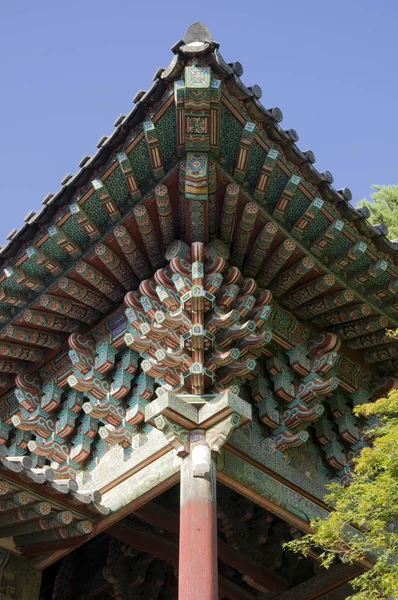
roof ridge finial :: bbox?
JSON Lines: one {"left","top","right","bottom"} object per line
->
{"left": 183, "top": 22, "right": 213, "bottom": 45}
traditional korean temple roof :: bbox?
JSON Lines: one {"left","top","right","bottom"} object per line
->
{"left": 0, "top": 23, "right": 395, "bottom": 582}
{"left": 2, "top": 23, "right": 396, "bottom": 261}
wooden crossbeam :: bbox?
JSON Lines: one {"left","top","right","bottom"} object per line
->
{"left": 134, "top": 501, "right": 288, "bottom": 593}
{"left": 109, "top": 519, "right": 260, "bottom": 600}
{"left": 274, "top": 563, "right": 362, "bottom": 600}
{"left": 219, "top": 577, "right": 257, "bottom": 600}
{"left": 24, "top": 471, "right": 180, "bottom": 569}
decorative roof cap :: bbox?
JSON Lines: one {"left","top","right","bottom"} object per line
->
{"left": 183, "top": 21, "right": 213, "bottom": 45}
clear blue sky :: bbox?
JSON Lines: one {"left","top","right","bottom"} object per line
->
{"left": 1, "top": 0, "right": 397, "bottom": 244}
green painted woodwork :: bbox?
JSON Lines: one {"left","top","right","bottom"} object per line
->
{"left": 245, "top": 141, "right": 267, "bottom": 193}
{"left": 128, "top": 138, "right": 153, "bottom": 194}
{"left": 264, "top": 166, "right": 290, "bottom": 211}
{"left": 219, "top": 103, "right": 242, "bottom": 171}
{"left": 155, "top": 106, "right": 178, "bottom": 173}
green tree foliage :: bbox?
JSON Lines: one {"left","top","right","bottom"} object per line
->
{"left": 285, "top": 375, "right": 398, "bottom": 599}
{"left": 358, "top": 184, "right": 398, "bottom": 240}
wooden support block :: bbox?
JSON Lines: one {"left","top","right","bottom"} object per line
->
{"left": 91, "top": 178, "right": 121, "bottom": 221}
{"left": 273, "top": 175, "right": 301, "bottom": 221}
{"left": 26, "top": 245, "right": 63, "bottom": 276}
{"left": 234, "top": 122, "right": 256, "bottom": 182}
{"left": 48, "top": 225, "right": 82, "bottom": 258}
{"left": 4, "top": 265, "right": 46, "bottom": 293}
{"left": 143, "top": 121, "right": 164, "bottom": 180}
{"left": 310, "top": 219, "right": 344, "bottom": 256}
{"left": 116, "top": 151, "right": 141, "bottom": 201}
{"left": 290, "top": 197, "right": 324, "bottom": 239}
{"left": 69, "top": 202, "right": 101, "bottom": 241}
{"left": 253, "top": 148, "right": 279, "bottom": 202}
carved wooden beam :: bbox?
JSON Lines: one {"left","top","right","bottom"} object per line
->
{"left": 15, "top": 519, "right": 93, "bottom": 548}
{"left": 219, "top": 183, "right": 240, "bottom": 245}
{"left": 330, "top": 315, "right": 389, "bottom": 340}
{"left": 208, "top": 160, "right": 218, "bottom": 239}
{"left": 257, "top": 239, "right": 296, "bottom": 288}
{"left": 75, "top": 261, "right": 123, "bottom": 302}
{"left": 3, "top": 325, "right": 63, "bottom": 349}
{"left": 0, "top": 342, "right": 43, "bottom": 362}
{"left": 113, "top": 225, "right": 152, "bottom": 280}
{"left": 0, "top": 360, "right": 26, "bottom": 373}
{"left": 243, "top": 221, "right": 278, "bottom": 278}
{"left": 133, "top": 205, "right": 164, "bottom": 269}
{"left": 154, "top": 184, "right": 175, "bottom": 250}
{"left": 346, "top": 329, "right": 394, "bottom": 350}
{"left": 297, "top": 290, "right": 355, "bottom": 319}
{"left": 290, "top": 197, "right": 324, "bottom": 240}
{"left": 58, "top": 276, "right": 112, "bottom": 313}
{"left": 179, "top": 160, "right": 187, "bottom": 236}
{"left": 94, "top": 243, "right": 137, "bottom": 289}
{"left": 20, "top": 309, "right": 80, "bottom": 333}
{"left": 351, "top": 258, "right": 388, "bottom": 287}
{"left": 38, "top": 294, "right": 100, "bottom": 325}
{"left": 282, "top": 274, "right": 335, "bottom": 310}
{"left": 0, "top": 509, "right": 73, "bottom": 539}
{"left": 363, "top": 344, "right": 398, "bottom": 363}
{"left": 230, "top": 202, "right": 258, "bottom": 268}
{"left": 330, "top": 240, "right": 367, "bottom": 273}
{"left": 185, "top": 152, "right": 209, "bottom": 244}
{"left": 271, "top": 256, "right": 315, "bottom": 296}
{"left": 310, "top": 219, "right": 344, "bottom": 256}
{"left": 314, "top": 303, "right": 372, "bottom": 328}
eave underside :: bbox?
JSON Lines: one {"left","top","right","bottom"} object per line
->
{"left": 0, "top": 25, "right": 390, "bottom": 592}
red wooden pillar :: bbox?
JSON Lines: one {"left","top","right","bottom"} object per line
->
{"left": 179, "top": 442, "right": 218, "bottom": 600}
